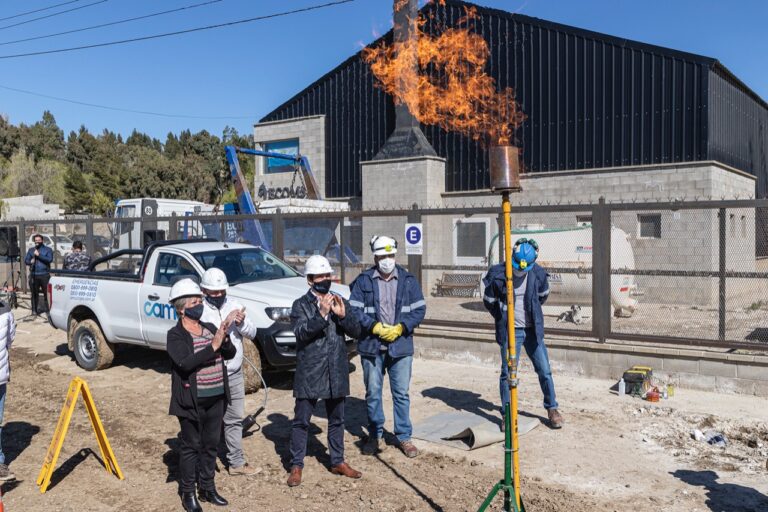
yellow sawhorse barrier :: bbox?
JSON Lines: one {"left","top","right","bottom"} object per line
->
{"left": 36, "top": 376, "right": 124, "bottom": 493}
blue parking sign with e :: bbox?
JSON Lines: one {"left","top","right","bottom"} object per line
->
{"left": 406, "top": 226, "right": 421, "bottom": 244}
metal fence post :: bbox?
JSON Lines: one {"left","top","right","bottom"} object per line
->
{"left": 86, "top": 216, "right": 94, "bottom": 261}
{"left": 592, "top": 197, "right": 611, "bottom": 343}
{"left": 18, "top": 221, "right": 27, "bottom": 293}
{"left": 52, "top": 222, "right": 58, "bottom": 268}
{"left": 407, "top": 204, "right": 423, "bottom": 289}
{"left": 272, "top": 209, "right": 285, "bottom": 258}
{"left": 719, "top": 208, "right": 727, "bottom": 342}
{"left": 169, "top": 213, "right": 178, "bottom": 240}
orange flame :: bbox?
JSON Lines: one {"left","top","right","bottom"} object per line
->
{"left": 364, "top": 6, "right": 524, "bottom": 146}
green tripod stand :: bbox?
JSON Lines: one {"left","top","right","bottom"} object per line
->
{"left": 477, "top": 191, "right": 525, "bottom": 512}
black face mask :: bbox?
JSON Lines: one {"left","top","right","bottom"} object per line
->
{"left": 206, "top": 295, "right": 226, "bottom": 310}
{"left": 35, "top": 242, "right": 43, "bottom": 248}
{"left": 184, "top": 303, "right": 205, "bottom": 321}
{"left": 311, "top": 279, "right": 332, "bottom": 295}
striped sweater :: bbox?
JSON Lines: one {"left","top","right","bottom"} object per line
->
{"left": 192, "top": 329, "right": 225, "bottom": 398}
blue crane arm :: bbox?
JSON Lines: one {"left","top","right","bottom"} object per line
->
{"left": 224, "top": 145, "right": 270, "bottom": 250}
{"left": 228, "top": 146, "right": 323, "bottom": 200}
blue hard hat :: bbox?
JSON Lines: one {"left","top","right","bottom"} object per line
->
{"left": 512, "top": 242, "right": 537, "bottom": 272}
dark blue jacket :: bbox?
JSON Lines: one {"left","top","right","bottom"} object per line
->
{"left": 482, "top": 263, "right": 550, "bottom": 344}
{"left": 290, "top": 291, "right": 362, "bottom": 400}
{"left": 349, "top": 265, "right": 426, "bottom": 358}
{"left": 24, "top": 245, "right": 53, "bottom": 276}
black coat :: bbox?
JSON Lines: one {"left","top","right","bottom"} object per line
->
{"left": 290, "top": 291, "right": 362, "bottom": 400}
{"left": 167, "top": 320, "right": 236, "bottom": 420}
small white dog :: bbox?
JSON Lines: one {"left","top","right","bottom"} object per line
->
{"left": 557, "top": 305, "right": 584, "bottom": 325}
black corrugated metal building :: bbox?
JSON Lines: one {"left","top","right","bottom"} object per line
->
{"left": 260, "top": 0, "right": 768, "bottom": 199}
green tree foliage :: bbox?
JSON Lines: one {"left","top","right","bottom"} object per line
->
{"left": 1, "top": 112, "right": 252, "bottom": 215}
{"left": 0, "top": 116, "right": 20, "bottom": 162}
{"left": 0, "top": 150, "right": 68, "bottom": 204}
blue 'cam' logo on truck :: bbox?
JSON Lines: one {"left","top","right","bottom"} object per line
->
{"left": 144, "top": 301, "right": 178, "bottom": 321}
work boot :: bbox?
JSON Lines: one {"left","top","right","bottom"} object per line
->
{"left": 180, "top": 492, "right": 203, "bottom": 512}
{"left": 228, "top": 463, "right": 262, "bottom": 476}
{"left": 330, "top": 462, "right": 362, "bottom": 479}
{"left": 0, "top": 463, "right": 16, "bottom": 481}
{"left": 362, "top": 436, "right": 384, "bottom": 455}
{"left": 198, "top": 488, "right": 228, "bottom": 506}
{"left": 398, "top": 440, "right": 419, "bottom": 458}
{"left": 547, "top": 408, "right": 564, "bottom": 429}
{"left": 286, "top": 466, "right": 303, "bottom": 487}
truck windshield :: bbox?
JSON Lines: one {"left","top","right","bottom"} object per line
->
{"left": 194, "top": 248, "right": 300, "bottom": 285}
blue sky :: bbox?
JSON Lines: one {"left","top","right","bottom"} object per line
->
{"left": 0, "top": 0, "right": 766, "bottom": 140}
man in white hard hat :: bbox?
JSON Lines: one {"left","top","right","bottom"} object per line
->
{"left": 286, "top": 255, "right": 363, "bottom": 487}
{"left": 199, "top": 267, "right": 261, "bottom": 476}
{"left": 349, "top": 236, "right": 426, "bottom": 458}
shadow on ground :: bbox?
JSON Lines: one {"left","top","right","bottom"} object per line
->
{"left": 2, "top": 420, "right": 40, "bottom": 465}
{"left": 672, "top": 469, "right": 768, "bottom": 512}
{"left": 421, "top": 386, "right": 501, "bottom": 427}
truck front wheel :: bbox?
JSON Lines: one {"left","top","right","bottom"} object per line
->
{"left": 241, "top": 339, "right": 263, "bottom": 394}
{"left": 73, "top": 319, "right": 115, "bottom": 371}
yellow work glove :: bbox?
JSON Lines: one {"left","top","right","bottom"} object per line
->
{"left": 371, "top": 322, "right": 387, "bottom": 337}
{"left": 380, "top": 324, "right": 404, "bottom": 342}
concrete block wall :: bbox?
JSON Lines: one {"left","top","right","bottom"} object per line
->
{"left": 360, "top": 156, "right": 446, "bottom": 295}
{"left": 438, "top": 162, "right": 756, "bottom": 305}
{"left": 252, "top": 116, "right": 326, "bottom": 197}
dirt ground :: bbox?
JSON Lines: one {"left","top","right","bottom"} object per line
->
{"left": 1, "top": 315, "right": 767, "bottom": 511}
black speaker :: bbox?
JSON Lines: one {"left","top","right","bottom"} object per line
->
{"left": 0, "top": 227, "right": 19, "bottom": 258}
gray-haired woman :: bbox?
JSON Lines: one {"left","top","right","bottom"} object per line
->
{"left": 166, "top": 278, "right": 238, "bottom": 512}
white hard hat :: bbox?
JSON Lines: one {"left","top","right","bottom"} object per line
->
{"left": 201, "top": 267, "right": 229, "bottom": 292}
{"left": 304, "top": 255, "right": 334, "bottom": 276}
{"left": 169, "top": 278, "right": 202, "bottom": 302}
{"left": 370, "top": 235, "right": 397, "bottom": 256}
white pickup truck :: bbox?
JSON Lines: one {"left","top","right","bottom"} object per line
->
{"left": 47, "top": 239, "right": 354, "bottom": 391}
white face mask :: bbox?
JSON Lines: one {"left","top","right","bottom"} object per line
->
{"left": 377, "top": 257, "right": 396, "bottom": 275}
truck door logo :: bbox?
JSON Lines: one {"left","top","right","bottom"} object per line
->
{"left": 144, "top": 301, "right": 177, "bottom": 320}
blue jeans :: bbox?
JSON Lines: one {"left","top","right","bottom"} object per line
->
{"left": 0, "top": 383, "right": 7, "bottom": 464}
{"left": 361, "top": 353, "right": 413, "bottom": 442}
{"left": 499, "top": 328, "right": 558, "bottom": 413}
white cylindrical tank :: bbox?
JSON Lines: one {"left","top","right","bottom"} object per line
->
{"left": 487, "top": 225, "right": 637, "bottom": 314}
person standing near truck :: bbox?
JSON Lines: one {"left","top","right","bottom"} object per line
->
{"left": 286, "top": 255, "right": 363, "bottom": 487}
{"left": 24, "top": 234, "right": 53, "bottom": 316}
{"left": 199, "top": 267, "right": 261, "bottom": 477}
{"left": 63, "top": 241, "right": 91, "bottom": 271}
{"left": 167, "top": 278, "right": 239, "bottom": 511}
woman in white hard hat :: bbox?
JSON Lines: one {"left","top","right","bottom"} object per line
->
{"left": 286, "top": 255, "right": 363, "bottom": 487}
{"left": 166, "top": 278, "right": 239, "bottom": 512}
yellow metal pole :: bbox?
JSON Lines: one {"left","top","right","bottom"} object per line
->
{"left": 502, "top": 191, "right": 522, "bottom": 510}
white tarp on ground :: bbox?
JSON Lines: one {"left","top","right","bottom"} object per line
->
{"left": 413, "top": 411, "right": 541, "bottom": 450}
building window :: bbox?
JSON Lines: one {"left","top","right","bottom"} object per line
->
{"left": 638, "top": 214, "right": 662, "bottom": 239}
{"left": 264, "top": 139, "right": 299, "bottom": 174}
{"left": 453, "top": 218, "right": 490, "bottom": 265}
{"left": 576, "top": 215, "right": 592, "bottom": 227}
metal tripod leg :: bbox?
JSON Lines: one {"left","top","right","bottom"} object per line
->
{"left": 477, "top": 402, "right": 525, "bottom": 512}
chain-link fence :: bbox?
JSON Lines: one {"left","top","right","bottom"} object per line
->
{"left": 2, "top": 198, "right": 768, "bottom": 351}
